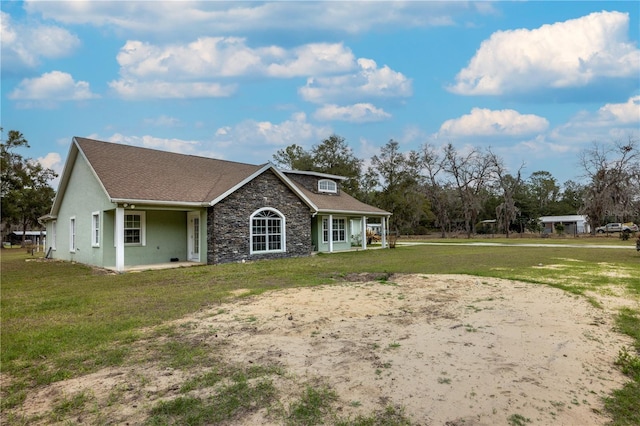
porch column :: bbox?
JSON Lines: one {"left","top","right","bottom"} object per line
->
{"left": 361, "top": 216, "right": 367, "bottom": 250}
{"left": 328, "top": 214, "right": 334, "bottom": 253}
{"left": 381, "top": 217, "right": 387, "bottom": 248}
{"left": 115, "top": 206, "right": 125, "bottom": 272}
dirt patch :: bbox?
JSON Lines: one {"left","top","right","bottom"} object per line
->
{"left": 12, "top": 274, "right": 636, "bottom": 425}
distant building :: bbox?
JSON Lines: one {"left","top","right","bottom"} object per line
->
{"left": 539, "top": 215, "right": 590, "bottom": 235}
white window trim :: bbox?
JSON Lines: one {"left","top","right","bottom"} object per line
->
{"left": 69, "top": 216, "right": 76, "bottom": 253}
{"left": 51, "top": 220, "right": 57, "bottom": 250}
{"left": 91, "top": 211, "right": 100, "bottom": 247}
{"left": 115, "top": 210, "right": 146, "bottom": 246}
{"left": 322, "top": 216, "right": 346, "bottom": 243}
{"left": 250, "top": 208, "right": 286, "bottom": 254}
{"left": 318, "top": 179, "right": 337, "bottom": 193}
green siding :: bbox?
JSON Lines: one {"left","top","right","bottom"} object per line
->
{"left": 46, "top": 151, "right": 207, "bottom": 269}
{"left": 313, "top": 215, "right": 353, "bottom": 252}
{"left": 47, "top": 152, "right": 114, "bottom": 266}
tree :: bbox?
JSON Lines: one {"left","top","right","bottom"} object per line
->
{"left": 421, "top": 143, "right": 451, "bottom": 238}
{"left": 578, "top": 137, "right": 640, "bottom": 231}
{"left": 489, "top": 150, "right": 523, "bottom": 238}
{"left": 272, "top": 135, "right": 362, "bottom": 195}
{"left": 526, "top": 171, "right": 560, "bottom": 217}
{"left": 311, "top": 135, "right": 362, "bottom": 195}
{"left": 1, "top": 129, "right": 57, "bottom": 244}
{"left": 442, "top": 143, "right": 494, "bottom": 238}
{"left": 271, "top": 144, "right": 314, "bottom": 170}
{"left": 370, "top": 140, "right": 428, "bottom": 234}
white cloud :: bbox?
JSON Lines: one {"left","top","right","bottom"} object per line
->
{"left": 547, "top": 96, "right": 640, "bottom": 145}
{"left": 8, "top": 71, "right": 99, "bottom": 103}
{"left": 142, "top": 115, "right": 182, "bottom": 127}
{"left": 23, "top": 2, "right": 489, "bottom": 38}
{"left": 35, "top": 152, "right": 63, "bottom": 188}
{"left": 595, "top": 95, "right": 640, "bottom": 125}
{"left": 220, "top": 112, "right": 332, "bottom": 147}
{"left": 266, "top": 43, "right": 356, "bottom": 77}
{"left": 108, "top": 79, "right": 237, "bottom": 99}
{"left": 436, "top": 108, "right": 549, "bottom": 138}
{"left": 314, "top": 103, "right": 391, "bottom": 123}
{"left": 0, "top": 11, "right": 80, "bottom": 73}
{"left": 449, "top": 11, "right": 640, "bottom": 95}
{"left": 299, "top": 58, "right": 412, "bottom": 104}
{"left": 108, "top": 38, "right": 359, "bottom": 99}
{"left": 107, "top": 133, "right": 201, "bottom": 155}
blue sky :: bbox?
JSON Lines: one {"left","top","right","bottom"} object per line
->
{"left": 2, "top": 1, "right": 639, "bottom": 189}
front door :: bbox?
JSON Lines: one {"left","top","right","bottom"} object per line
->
{"left": 188, "top": 212, "right": 201, "bottom": 262}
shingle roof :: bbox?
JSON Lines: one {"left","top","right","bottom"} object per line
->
{"left": 285, "top": 173, "right": 390, "bottom": 216}
{"left": 75, "top": 137, "right": 263, "bottom": 204}
{"left": 67, "top": 137, "right": 389, "bottom": 217}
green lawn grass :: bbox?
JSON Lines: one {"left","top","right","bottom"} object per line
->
{"left": 2, "top": 242, "right": 639, "bottom": 425}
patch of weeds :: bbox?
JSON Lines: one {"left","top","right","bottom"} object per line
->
{"left": 148, "top": 376, "right": 277, "bottom": 425}
{"left": 388, "top": 342, "right": 401, "bottom": 349}
{"left": 246, "top": 315, "right": 258, "bottom": 323}
{"left": 350, "top": 400, "right": 362, "bottom": 407}
{"left": 180, "top": 369, "right": 223, "bottom": 393}
{"left": 156, "top": 339, "right": 212, "bottom": 369}
{"left": 286, "top": 385, "right": 338, "bottom": 426}
{"left": 0, "top": 381, "right": 28, "bottom": 411}
{"left": 507, "top": 413, "right": 531, "bottom": 426}
{"left": 370, "top": 343, "right": 380, "bottom": 350}
{"left": 466, "top": 305, "right": 482, "bottom": 313}
{"left": 107, "top": 383, "right": 129, "bottom": 406}
{"left": 604, "top": 381, "right": 640, "bottom": 425}
{"left": 464, "top": 324, "right": 477, "bottom": 332}
{"left": 614, "top": 346, "right": 640, "bottom": 381}
{"left": 604, "top": 308, "right": 640, "bottom": 425}
{"left": 615, "top": 308, "right": 640, "bottom": 350}
{"left": 337, "top": 405, "right": 413, "bottom": 426}
{"left": 51, "top": 390, "right": 92, "bottom": 422}
{"left": 437, "top": 371, "right": 451, "bottom": 384}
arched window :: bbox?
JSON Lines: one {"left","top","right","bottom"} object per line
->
{"left": 318, "top": 179, "right": 337, "bottom": 193}
{"left": 250, "top": 208, "right": 285, "bottom": 254}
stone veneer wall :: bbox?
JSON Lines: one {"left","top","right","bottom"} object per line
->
{"left": 207, "top": 169, "right": 312, "bottom": 264}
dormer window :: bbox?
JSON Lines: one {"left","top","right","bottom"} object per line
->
{"left": 318, "top": 179, "right": 337, "bottom": 193}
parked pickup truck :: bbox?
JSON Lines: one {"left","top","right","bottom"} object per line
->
{"left": 595, "top": 222, "right": 639, "bottom": 233}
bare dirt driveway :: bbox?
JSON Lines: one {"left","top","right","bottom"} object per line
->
{"left": 17, "top": 274, "right": 635, "bottom": 425}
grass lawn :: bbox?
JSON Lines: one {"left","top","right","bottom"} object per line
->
{"left": 2, "top": 240, "right": 639, "bottom": 425}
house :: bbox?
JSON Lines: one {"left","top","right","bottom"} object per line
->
{"left": 40, "top": 137, "right": 391, "bottom": 272}
{"left": 538, "top": 215, "right": 590, "bottom": 235}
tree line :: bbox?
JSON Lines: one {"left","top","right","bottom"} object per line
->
{"left": 1, "top": 129, "right": 57, "bottom": 244}
{"left": 273, "top": 134, "right": 640, "bottom": 236}
{"left": 1, "top": 130, "right": 638, "bottom": 242}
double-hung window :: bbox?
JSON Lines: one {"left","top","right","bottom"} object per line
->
{"left": 322, "top": 217, "right": 346, "bottom": 243}
{"left": 251, "top": 209, "right": 285, "bottom": 253}
{"left": 91, "top": 212, "right": 100, "bottom": 247}
{"left": 69, "top": 217, "right": 76, "bottom": 252}
{"left": 51, "top": 220, "right": 57, "bottom": 250}
{"left": 124, "top": 212, "right": 146, "bottom": 245}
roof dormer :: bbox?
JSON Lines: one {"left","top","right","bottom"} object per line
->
{"left": 318, "top": 179, "right": 337, "bottom": 194}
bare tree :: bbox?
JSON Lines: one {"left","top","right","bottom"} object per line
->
{"left": 488, "top": 150, "right": 523, "bottom": 238}
{"left": 442, "top": 143, "right": 494, "bottom": 238}
{"left": 421, "top": 143, "right": 450, "bottom": 238}
{"left": 578, "top": 137, "right": 640, "bottom": 231}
